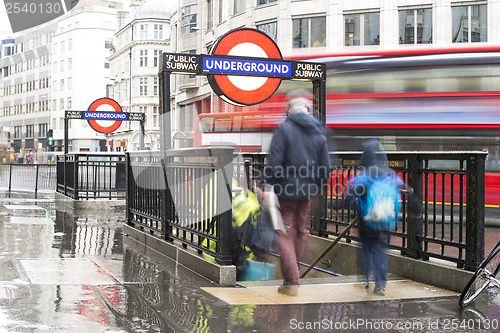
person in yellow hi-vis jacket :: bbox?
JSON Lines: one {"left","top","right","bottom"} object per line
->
{"left": 201, "top": 177, "right": 275, "bottom": 281}
{"left": 201, "top": 179, "right": 258, "bottom": 263}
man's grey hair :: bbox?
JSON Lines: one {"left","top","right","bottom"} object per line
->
{"left": 286, "top": 97, "right": 311, "bottom": 115}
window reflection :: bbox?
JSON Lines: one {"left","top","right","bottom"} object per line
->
{"left": 257, "top": 21, "right": 277, "bottom": 41}
{"left": 293, "top": 17, "right": 326, "bottom": 48}
{"left": 399, "top": 8, "right": 432, "bottom": 44}
{"left": 452, "top": 4, "right": 487, "bottom": 43}
{"left": 345, "top": 13, "right": 380, "bottom": 46}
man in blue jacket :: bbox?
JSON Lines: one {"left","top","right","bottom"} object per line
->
{"left": 263, "top": 95, "right": 331, "bottom": 296}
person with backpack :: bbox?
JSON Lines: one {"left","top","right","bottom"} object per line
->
{"left": 350, "top": 139, "right": 403, "bottom": 296}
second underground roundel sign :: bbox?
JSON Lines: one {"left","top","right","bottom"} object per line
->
{"left": 207, "top": 28, "right": 283, "bottom": 106}
{"left": 87, "top": 98, "right": 123, "bottom": 133}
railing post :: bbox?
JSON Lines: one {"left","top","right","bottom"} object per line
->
{"left": 8, "top": 164, "right": 12, "bottom": 195}
{"left": 161, "top": 155, "right": 171, "bottom": 241}
{"left": 405, "top": 155, "right": 423, "bottom": 259}
{"left": 64, "top": 155, "right": 67, "bottom": 196}
{"left": 216, "top": 148, "right": 234, "bottom": 265}
{"left": 34, "top": 164, "right": 39, "bottom": 198}
{"left": 74, "top": 154, "right": 79, "bottom": 200}
{"left": 125, "top": 152, "right": 131, "bottom": 226}
{"left": 465, "top": 153, "right": 485, "bottom": 271}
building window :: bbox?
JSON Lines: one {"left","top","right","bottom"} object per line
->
{"left": 67, "top": 97, "right": 72, "bottom": 109}
{"left": 399, "top": 8, "right": 432, "bottom": 44}
{"left": 68, "top": 77, "right": 72, "bottom": 89}
{"left": 257, "top": 21, "right": 277, "bottom": 41}
{"left": 153, "top": 106, "right": 159, "bottom": 127}
{"left": 140, "top": 50, "right": 148, "bottom": 67}
{"left": 154, "top": 24, "right": 163, "bottom": 39}
{"left": 234, "top": 0, "right": 245, "bottom": 15}
{"left": 60, "top": 60, "right": 65, "bottom": 71}
{"left": 207, "top": 0, "right": 213, "bottom": 30}
{"left": 139, "top": 77, "right": 148, "bottom": 96}
{"left": 293, "top": 16, "right": 326, "bottom": 48}
{"left": 69, "top": 38, "right": 73, "bottom": 50}
{"left": 258, "top": 0, "right": 276, "bottom": 5}
{"left": 105, "top": 38, "right": 113, "bottom": 49}
{"left": 61, "top": 41, "right": 65, "bottom": 53}
{"left": 53, "top": 80, "right": 57, "bottom": 92}
{"left": 154, "top": 49, "right": 161, "bottom": 67}
{"left": 60, "top": 79, "right": 65, "bottom": 90}
{"left": 140, "top": 24, "right": 148, "bottom": 39}
{"left": 219, "top": 0, "right": 227, "bottom": 23}
{"left": 153, "top": 77, "right": 158, "bottom": 96}
{"left": 452, "top": 4, "right": 487, "bottom": 43}
{"left": 68, "top": 58, "right": 72, "bottom": 70}
{"left": 26, "top": 125, "right": 34, "bottom": 138}
{"left": 181, "top": 5, "right": 197, "bottom": 34}
{"left": 14, "top": 126, "right": 21, "bottom": 139}
{"left": 39, "top": 123, "right": 47, "bottom": 137}
{"left": 344, "top": 13, "right": 380, "bottom": 46}
{"left": 60, "top": 98, "right": 64, "bottom": 110}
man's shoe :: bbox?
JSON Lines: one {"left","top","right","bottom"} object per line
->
{"left": 278, "top": 284, "right": 299, "bottom": 296}
{"left": 374, "top": 287, "right": 385, "bottom": 296}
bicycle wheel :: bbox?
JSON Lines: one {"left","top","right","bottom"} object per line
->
{"left": 459, "top": 241, "right": 500, "bottom": 308}
{"left": 482, "top": 241, "right": 500, "bottom": 278}
{"left": 459, "top": 268, "right": 491, "bottom": 308}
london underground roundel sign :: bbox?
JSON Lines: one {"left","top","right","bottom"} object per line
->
{"left": 86, "top": 98, "right": 123, "bottom": 133}
{"left": 208, "top": 28, "right": 284, "bottom": 106}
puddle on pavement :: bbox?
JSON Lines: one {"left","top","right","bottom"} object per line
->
{"left": 0, "top": 192, "right": 498, "bottom": 332}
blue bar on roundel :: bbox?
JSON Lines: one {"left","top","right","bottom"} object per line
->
{"left": 203, "top": 56, "right": 292, "bottom": 77}
{"left": 83, "top": 112, "right": 128, "bottom": 120}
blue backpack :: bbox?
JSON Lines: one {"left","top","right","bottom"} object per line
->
{"left": 356, "top": 174, "right": 401, "bottom": 231}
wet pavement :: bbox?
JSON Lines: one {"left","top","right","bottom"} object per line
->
{"left": 0, "top": 191, "right": 499, "bottom": 332}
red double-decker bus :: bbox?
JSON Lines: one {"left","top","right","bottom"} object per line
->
{"left": 194, "top": 45, "right": 500, "bottom": 211}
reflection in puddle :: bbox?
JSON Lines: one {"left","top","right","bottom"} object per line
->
{"left": 0, "top": 192, "right": 498, "bottom": 332}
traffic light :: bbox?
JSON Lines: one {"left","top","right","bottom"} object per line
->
{"left": 47, "top": 129, "right": 53, "bottom": 146}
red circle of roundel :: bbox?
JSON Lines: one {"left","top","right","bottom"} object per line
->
{"left": 209, "top": 28, "right": 283, "bottom": 106}
{"left": 87, "top": 97, "right": 123, "bottom": 133}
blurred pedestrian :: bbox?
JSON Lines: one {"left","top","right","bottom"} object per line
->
{"left": 262, "top": 93, "right": 331, "bottom": 296}
{"left": 350, "top": 139, "right": 403, "bottom": 296}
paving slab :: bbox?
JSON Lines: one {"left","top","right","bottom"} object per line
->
{"left": 202, "top": 279, "right": 458, "bottom": 305}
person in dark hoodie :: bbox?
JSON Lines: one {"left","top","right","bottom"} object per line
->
{"left": 350, "top": 139, "right": 403, "bottom": 296}
{"left": 262, "top": 95, "right": 331, "bottom": 296}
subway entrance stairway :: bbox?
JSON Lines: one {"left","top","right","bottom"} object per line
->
{"left": 0, "top": 191, "right": 498, "bottom": 332}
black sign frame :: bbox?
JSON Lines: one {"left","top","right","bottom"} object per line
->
{"left": 64, "top": 110, "right": 145, "bottom": 154}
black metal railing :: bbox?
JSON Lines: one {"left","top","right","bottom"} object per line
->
{"left": 126, "top": 149, "right": 486, "bottom": 271}
{"left": 0, "top": 163, "right": 57, "bottom": 196}
{"left": 241, "top": 151, "right": 486, "bottom": 271}
{"left": 57, "top": 153, "right": 126, "bottom": 200}
{"left": 127, "top": 148, "right": 235, "bottom": 265}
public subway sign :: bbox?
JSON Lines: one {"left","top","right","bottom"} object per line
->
{"left": 162, "top": 53, "right": 202, "bottom": 73}
{"left": 161, "top": 28, "right": 325, "bottom": 106}
{"left": 65, "top": 97, "right": 145, "bottom": 134}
